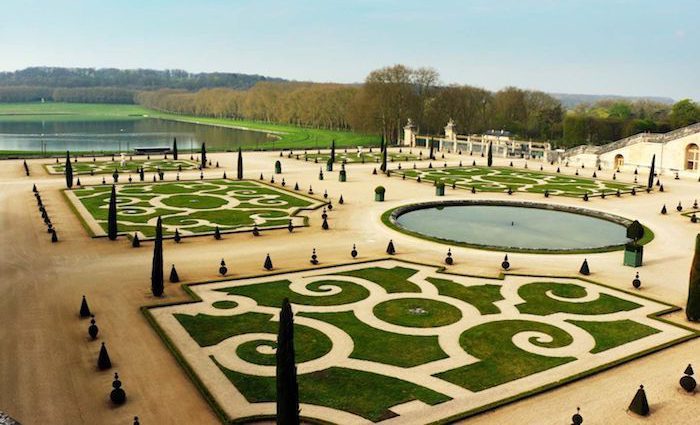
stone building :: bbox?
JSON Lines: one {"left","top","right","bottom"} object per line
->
{"left": 561, "top": 123, "right": 700, "bottom": 177}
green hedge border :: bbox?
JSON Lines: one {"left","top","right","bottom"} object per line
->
{"left": 61, "top": 177, "right": 328, "bottom": 241}
{"left": 381, "top": 200, "right": 655, "bottom": 255}
{"left": 141, "top": 258, "right": 697, "bottom": 424}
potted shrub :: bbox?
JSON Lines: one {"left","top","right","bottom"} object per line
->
{"left": 339, "top": 165, "right": 347, "bottom": 182}
{"left": 274, "top": 160, "right": 282, "bottom": 174}
{"left": 326, "top": 157, "right": 334, "bottom": 172}
{"left": 623, "top": 220, "right": 645, "bottom": 267}
{"left": 374, "top": 186, "right": 385, "bottom": 202}
{"left": 435, "top": 181, "right": 445, "bottom": 196}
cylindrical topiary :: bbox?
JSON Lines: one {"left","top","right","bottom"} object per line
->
{"left": 374, "top": 186, "right": 385, "bottom": 202}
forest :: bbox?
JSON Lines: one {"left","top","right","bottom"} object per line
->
{"left": 1, "top": 66, "right": 698, "bottom": 148}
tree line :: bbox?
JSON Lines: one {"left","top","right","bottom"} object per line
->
{"left": 2, "top": 65, "right": 698, "bottom": 147}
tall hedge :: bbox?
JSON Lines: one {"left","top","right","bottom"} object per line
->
{"left": 276, "top": 298, "right": 300, "bottom": 424}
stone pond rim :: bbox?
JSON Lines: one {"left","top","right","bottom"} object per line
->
{"left": 381, "top": 199, "right": 654, "bottom": 255}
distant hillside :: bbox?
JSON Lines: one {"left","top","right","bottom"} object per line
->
{"left": 0, "top": 67, "right": 286, "bottom": 90}
{"left": 551, "top": 93, "right": 675, "bottom": 109}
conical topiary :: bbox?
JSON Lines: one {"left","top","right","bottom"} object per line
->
{"left": 501, "top": 254, "right": 510, "bottom": 270}
{"left": 386, "top": 240, "right": 396, "bottom": 255}
{"left": 80, "top": 295, "right": 92, "bottom": 318}
{"left": 628, "top": 385, "right": 649, "bottom": 416}
{"left": 169, "top": 265, "right": 180, "bottom": 283}
{"left": 98, "top": 342, "right": 112, "bottom": 370}
{"left": 579, "top": 259, "right": 590, "bottom": 275}
{"left": 680, "top": 364, "right": 696, "bottom": 393}
{"left": 110, "top": 372, "right": 126, "bottom": 405}
{"left": 264, "top": 254, "right": 273, "bottom": 271}
{"left": 686, "top": 234, "right": 700, "bottom": 321}
{"left": 276, "top": 298, "right": 300, "bottom": 424}
{"left": 174, "top": 229, "right": 181, "bottom": 243}
{"left": 88, "top": 315, "right": 99, "bottom": 339}
{"left": 661, "top": 204, "right": 667, "bottom": 214}
{"left": 214, "top": 226, "right": 221, "bottom": 240}
{"left": 287, "top": 220, "right": 294, "bottom": 233}
{"left": 322, "top": 217, "right": 329, "bottom": 230}
{"left": 132, "top": 233, "right": 140, "bottom": 248}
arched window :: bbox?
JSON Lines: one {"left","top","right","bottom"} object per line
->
{"left": 687, "top": 144, "right": 699, "bottom": 171}
{"left": 614, "top": 154, "right": 624, "bottom": 169}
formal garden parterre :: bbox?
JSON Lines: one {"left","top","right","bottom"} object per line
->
{"left": 397, "top": 166, "right": 641, "bottom": 197}
{"left": 65, "top": 179, "right": 325, "bottom": 239}
{"left": 297, "top": 149, "right": 419, "bottom": 165}
{"left": 45, "top": 158, "right": 200, "bottom": 175}
{"left": 146, "top": 259, "right": 695, "bottom": 424}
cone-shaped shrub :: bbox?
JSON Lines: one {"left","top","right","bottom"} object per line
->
{"left": 51, "top": 229, "right": 58, "bottom": 242}
{"left": 264, "top": 254, "right": 273, "bottom": 271}
{"left": 65, "top": 151, "right": 74, "bottom": 189}
{"left": 339, "top": 195, "right": 344, "bottom": 204}
{"left": 132, "top": 233, "right": 140, "bottom": 248}
{"left": 628, "top": 385, "right": 650, "bottom": 416}
{"left": 579, "top": 259, "right": 590, "bottom": 275}
{"left": 237, "top": 147, "right": 243, "bottom": 179}
{"left": 276, "top": 298, "right": 300, "bottom": 424}
{"left": 386, "top": 240, "right": 396, "bottom": 255}
{"left": 174, "top": 229, "right": 181, "bottom": 243}
{"left": 105, "top": 185, "right": 118, "bottom": 240}
{"left": 321, "top": 217, "right": 329, "bottom": 230}
{"left": 172, "top": 138, "right": 178, "bottom": 160}
{"left": 80, "top": 295, "right": 92, "bottom": 318}
{"left": 169, "top": 265, "right": 180, "bottom": 283}
{"left": 98, "top": 342, "right": 112, "bottom": 370}
{"left": 151, "top": 217, "right": 164, "bottom": 297}
{"left": 626, "top": 220, "right": 644, "bottom": 242}
{"left": 686, "top": 234, "right": 700, "bottom": 321}
{"left": 214, "top": 226, "right": 221, "bottom": 240}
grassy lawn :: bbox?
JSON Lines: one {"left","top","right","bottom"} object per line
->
{"left": 216, "top": 364, "right": 450, "bottom": 422}
{"left": 218, "top": 279, "right": 371, "bottom": 307}
{"left": 69, "top": 179, "right": 322, "bottom": 238}
{"left": 567, "top": 319, "right": 660, "bottom": 354}
{"left": 426, "top": 277, "right": 504, "bottom": 315}
{"left": 516, "top": 282, "right": 642, "bottom": 316}
{"left": 0, "top": 102, "right": 380, "bottom": 153}
{"left": 373, "top": 298, "right": 462, "bottom": 328}
{"left": 399, "top": 166, "right": 639, "bottom": 197}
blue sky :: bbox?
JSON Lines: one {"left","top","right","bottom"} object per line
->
{"left": 0, "top": 0, "right": 697, "bottom": 100}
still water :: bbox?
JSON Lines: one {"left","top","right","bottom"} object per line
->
{"left": 395, "top": 205, "right": 630, "bottom": 250}
{"left": 0, "top": 118, "right": 272, "bottom": 152}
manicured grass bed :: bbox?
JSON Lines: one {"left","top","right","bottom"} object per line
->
{"left": 398, "top": 165, "right": 640, "bottom": 197}
{"left": 68, "top": 179, "right": 324, "bottom": 238}
{"left": 148, "top": 261, "right": 695, "bottom": 424}
{"left": 298, "top": 150, "right": 418, "bottom": 165}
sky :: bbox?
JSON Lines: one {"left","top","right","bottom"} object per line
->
{"left": 0, "top": 0, "right": 698, "bottom": 100}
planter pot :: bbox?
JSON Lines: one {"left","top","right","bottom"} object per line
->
{"left": 436, "top": 186, "right": 445, "bottom": 196}
{"left": 274, "top": 163, "right": 282, "bottom": 174}
{"left": 375, "top": 193, "right": 385, "bottom": 202}
{"left": 339, "top": 170, "right": 346, "bottom": 182}
{"left": 623, "top": 244, "right": 643, "bottom": 267}
{"left": 326, "top": 162, "right": 333, "bottom": 172}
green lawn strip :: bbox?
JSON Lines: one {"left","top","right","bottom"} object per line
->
{"left": 567, "top": 319, "right": 661, "bottom": 354}
{"left": 174, "top": 312, "right": 332, "bottom": 365}
{"left": 516, "top": 282, "right": 642, "bottom": 316}
{"left": 300, "top": 311, "right": 448, "bottom": 368}
{"left": 302, "top": 152, "right": 418, "bottom": 164}
{"left": 214, "top": 362, "right": 450, "bottom": 422}
{"left": 373, "top": 298, "right": 462, "bottom": 328}
{"left": 436, "top": 320, "right": 576, "bottom": 391}
{"left": 218, "top": 279, "right": 371, "bottom": 307}
{"left": 333, "top": 266, "right": 422, "bottom": 293}
{"left": 425, "top": 277, "right": 503, "bottom": 315}
{"left": 161, "top": 194, "right": 228, "bottom": 209}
